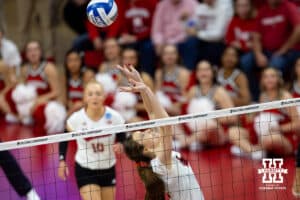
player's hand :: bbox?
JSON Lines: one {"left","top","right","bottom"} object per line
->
{"left": 120, "top": 79, "right": 147, "bottom": 93}
{"left": 116, "top": 64, "right": 143, "bottom": 83}
{"left": 58, "top": 160, "right": 69, "bottom": 181}
{"left": 255, "top": 52, "right": 268, "bottom": 68}
{"left": 113, "top": 143, "right": 124, "bottom": 155}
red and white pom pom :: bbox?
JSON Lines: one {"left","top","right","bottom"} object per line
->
{"left": 112, "top": 91, "right": 137, "bottom": 121}
{"left": 44, "top": 101, "right": 67, "bottom": 135}
{"left": 12, "top": 84, "right": 37, "bottom": 104}
{"left": 156, "top": 91, "right": 172, "bottom": 109}
{"left": 12, "top": 84, "right": 37, "bottom": 119}
{"left": 95, "top": 73, "right": 117, "bottom": 94}
{"left": 186, "top": 97, "right": 215, "bottom": 131}
{"left": 254, "top": 112, "right": 282, "bottom": 136}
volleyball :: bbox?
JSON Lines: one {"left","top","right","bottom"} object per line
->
{"left": 86, "top": 0, "right": 118, "bottom": 27}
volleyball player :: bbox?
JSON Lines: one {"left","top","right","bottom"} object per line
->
{"left": 118, "top": 65, "right": 204, "bottom": 200}
{"left": 0, "top": 149, "right": 40, "bottom": 200}
{"left": 58, "top": 80, "right": 126, "bottom": 200}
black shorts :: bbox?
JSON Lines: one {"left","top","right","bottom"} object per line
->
{"left": 75, "top": 162, "right": 116, "bottom": 188}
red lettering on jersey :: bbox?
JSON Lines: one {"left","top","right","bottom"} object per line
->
{"left": 92, "top": 143, "right": 104, "bottom": 153}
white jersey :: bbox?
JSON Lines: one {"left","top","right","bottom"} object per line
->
{"left": 67, "top": 107, "right": 125, "bottom": 170}
{"left": 151, "top": 151, "right": 204, "bottom": 200}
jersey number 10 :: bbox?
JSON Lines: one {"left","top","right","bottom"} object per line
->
{"left": 92, "top": 143, "right": 104, "bottom": 153}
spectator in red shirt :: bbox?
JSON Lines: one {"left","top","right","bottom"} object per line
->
{"left": 119, "top": 0, "right": 158, "bottom": 76}
{"left": 225, "top": 0, "right": 256, "bottom": 53}
{"left": 241, "top": 0, "right": 300, "bottom": 101}
{"left": 225, "top": 0, "right": 258, "bottom": 100}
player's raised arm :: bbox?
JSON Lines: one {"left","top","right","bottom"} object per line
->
{"left": 117, "top": 65, "right": 173, "bottom": 164}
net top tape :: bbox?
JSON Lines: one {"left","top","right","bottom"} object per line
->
{"left": 0, "top": 98, "right": 300, "bottom": 151}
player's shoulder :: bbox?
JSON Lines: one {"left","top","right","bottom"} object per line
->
{"left": 68, "top": 108, "right": 85, "bottom": 123}
{"left": 105, "top": 106, "right": 125, "bottom": 123}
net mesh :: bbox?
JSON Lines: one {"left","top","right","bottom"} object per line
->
{"left": 0, "top": 98, "right": 299, "bottom": 200}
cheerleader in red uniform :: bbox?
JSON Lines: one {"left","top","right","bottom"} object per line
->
{"left": 217, "top": 46, "right": 251, "bottom": 106}
{"left": 176, "top": 61, "right": 236, "bottom": 150}
{"left": 229, "top": 68, "right": 300, "bottom": 160}
{"left": 6, "top": 40, "right": 66, "bottom": 135}
{"left": 155, "top": 44, "right": 190, "bottom": 116}
{"left": 64, "top": 49, "right": 94, "bottom": 117}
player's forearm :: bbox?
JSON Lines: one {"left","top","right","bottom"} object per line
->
{"left": 59, "top": 141, "right": 68, "bottom": 161}
{"left": 140, "top": 86, "right": 169, "bottom": 119}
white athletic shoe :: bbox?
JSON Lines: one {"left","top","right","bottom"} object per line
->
{"left": 5, "top": 113, "right": 19, "bottom": 124}
{"left": 250, "top": 150, "right": 266, "bottom": 160}
{"left": 230, "top": 145, "right": 247, "bottom": 157}
{"left": 26, "top": 189, "right": 40, "bottom": 200}
{"left": 189, "top": 142, "right": 203, "bottom": 152}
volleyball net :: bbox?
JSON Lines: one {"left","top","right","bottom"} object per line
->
{"left": 0, "top": 98, "right": 299, "bottom": 199}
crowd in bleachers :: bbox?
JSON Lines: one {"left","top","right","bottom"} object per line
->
{"left": 1, "top": 0, "right": 300, "bottom": 159}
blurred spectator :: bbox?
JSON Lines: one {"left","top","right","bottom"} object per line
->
{"left": 5, "top": 41, "right": 66, "bottom": 136}
{"left": 63, "top": 49, "right": 92, "bottom": 117}
{"left": 16, "top": 0, "right": 55, "bottom": 60}
{"left": 98, "top": 38, "right": 122, "bottom": 83}
{"left": 63, "top": 0, "right": 89, "bottom": 51}
{"left": 225, "top": 0, "right": 256, "bottom": 53}
{"left": 184, "top": 0, "right": 233, "bottom": 69}
{"left": 119, "top": 0, "right": 157, "bottom": 76}
{"left": 229, "top": 67, "right": 300, "bottom": 159}
{"left": 217, "top": 46, "right": 251, "bottom": 106}
{"left": 155, "top": 44, "right": 190, "bottom": 116}
{"left": 151, "top": 0, "right": 198, "bottom": 67}
{"left": 242, "top": 0, "right": 300, "bottom": 101}
{"left": 176, "top": 60, "right": 235, "bottom": 150}
{"left": 121, "top": 48, "right": 154, "bottom": 121}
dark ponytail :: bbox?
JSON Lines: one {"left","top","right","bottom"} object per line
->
{"left": 123, "top": 136, "right": 166, "bottom": 200}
